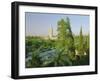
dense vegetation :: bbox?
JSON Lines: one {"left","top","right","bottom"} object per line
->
{"left": 25, "top": 17, "right": 89, "bottom": 68}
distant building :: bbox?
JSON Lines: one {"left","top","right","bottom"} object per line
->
{"left": 48, "top": 27, "right": 57, "bottom": 40}
{"left": 35, "top": 27, "right": 57, "bottom": 40}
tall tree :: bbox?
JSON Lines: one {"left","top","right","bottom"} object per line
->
{"left": 78, "top": 27, "right": 84, "bottom": 56}
{"left": 56, "top": 17, "right": 75, "bottom": 60}
{"left": 57, "top": 18, "right": 67, "bottom": 49}
{"left": 66, "top": 17, "right": 74, "bottom": 52}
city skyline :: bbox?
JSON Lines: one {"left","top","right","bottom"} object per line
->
{"left": 25, "top": 12, "right": 90, "bottom": 36}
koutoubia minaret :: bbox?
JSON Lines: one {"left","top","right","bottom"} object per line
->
{"left": 48, "top": 27, "right": 53, "bottom": 39}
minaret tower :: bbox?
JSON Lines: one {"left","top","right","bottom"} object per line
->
{"left": 48, "top": 27, "right": 53, "bottom": 39}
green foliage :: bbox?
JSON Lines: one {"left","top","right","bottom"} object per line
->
{"left": 41, "top": 48, "right": 72, "bottom": 67}
{"left": 25, "top": 17, "right": 90, "bottom": 68}
{"left": 78, "top": 27, "right": 84, "bottom": 56}
{"left": 56, "top": 17, "right": 75, "bottom": 61}
{"left": 57, "top": 19, "right": 67, "bottom": 48}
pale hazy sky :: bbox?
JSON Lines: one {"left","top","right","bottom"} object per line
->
{"left": 25, "top": 12, "right": 89, "bottom": 36}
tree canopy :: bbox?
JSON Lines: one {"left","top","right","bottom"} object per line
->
{"left": 56, "top": 17, "right": 75, "bottom": 56}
